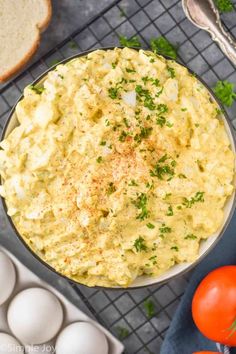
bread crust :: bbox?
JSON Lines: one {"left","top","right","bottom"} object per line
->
{"left": 0, "top": 0, "right": 52, "bottom": 83}
{"left": 39, "top": 0, "right": 52, "bottom": 32}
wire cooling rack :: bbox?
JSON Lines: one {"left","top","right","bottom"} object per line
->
{"left": 1, "top": 0, "right": 236, "bottom": 353}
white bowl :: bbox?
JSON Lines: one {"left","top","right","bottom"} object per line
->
{"left": 1, "top": 48, "right": 236, "bottom": 289}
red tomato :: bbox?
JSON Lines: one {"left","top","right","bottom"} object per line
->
{"left": 192, "top": 265, "right": 236, "bottom": 346}
{"left": 193, "top": 352, "right": 222, "bottom": 354}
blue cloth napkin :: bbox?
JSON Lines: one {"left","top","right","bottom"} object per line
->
{"left": 160, "top": 211, "right": 236, "bottom": 354}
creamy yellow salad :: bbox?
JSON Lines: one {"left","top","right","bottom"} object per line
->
{"left": 0, "top": 48, "right": 234, "bottom": 287}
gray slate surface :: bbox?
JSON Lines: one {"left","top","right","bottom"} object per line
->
{"left": 1, "top": 1, "right": 236, "bottom": 353}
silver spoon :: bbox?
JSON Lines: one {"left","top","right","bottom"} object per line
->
{"left": 182, "top": 0, "right": 236, "bottom": 65}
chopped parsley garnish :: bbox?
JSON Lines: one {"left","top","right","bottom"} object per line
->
{"left": 29, "top": 85, "right": 44, "bottom": 94}
{"left": 182, "top": 192, "right": 205, "bottom": 208}
{"left": 108, "top": 78, "right": 127, "bottom": 99}
{"left": 152, "top": 79, "right": 160, "bottom": 87}
{"left": 146, "top": 181, "right": 154, "bottom": 189}
{"left": 149, "top": 255, "right": 157, "bottom": 265}
{"left": 164, "top": 193, "right": 172, "bottom": 200}
{"left": 126, "top": 68, "right": 136, "bottom": 73}
{"left": 185, "top": 234, "right": 197, "bottom": 240}
{"left": 119, "top": 35, "right": 141, "bottom": 48}
{"left": 152, "top": 243, "right": 157, "bottom": 251}
{"left": 156, "top": 116, "right": 166, "bottom": 127}
{"left": 181, "top": 108, "right": 187, "bottom": 112}
{"left": 107, "top": 182, "right": 116, "bottom": 195}
{"left": 214, "top": 0, "right": 234, "bottom": 12}
{"left": 216, "top": 107, "right": 223, "bottom": 115}
{"left": 134, "top": 236, "right": 148, "bottom": 252}
{"left": 167, "top": 205, "right": 173, "bottom": 216}
{"left": 96, "top": 156, "right": 103, "bottom": 163}
{"left": 146, "top": 223, "right": 155, "bottom": 229}
{"left": 167, "top": 66, "right": 175, "bottom": 78}
{"left": 144, "top": 299, "right": 155, "bottom": 318}
{"left": 69, "top": 40, "right": 78, "bottom": 49}
{"left": 159, "top": 224, "right": 172, "bottom": 234}
{"left": 117, "top": 326, "right": 130, "bottom": 340}
{"left": 144, "top": 98, "right": 156, "bottom": 111}
{"left": 161, "top": 158, "right": 174, "bottom": 171}
{"left": 129, "top": 179, "right": 139, "bottom": 186}
{"left": 150, "top": 36, "right": 177, "bottom": 60}
{"left": 100, "top": 140, "right": 106, "bottom": 146}
{"left": 119, "top": 7, "right": 126, "bottom": 17}
{"left": 166, "top": 121, "right": 173, "bottom": 128}
{"left": 158, "top": 154, "right": 168, "bottom": 163}
{"left": 157, "top": 104, "right": 168, "bottom": 114}
{"left": 142, "top": 76, "right": 149, "bottom": 83}
{"left": 178, "top": 173, "right": 187, "bottom": 179}
{"left": 108, "top": 87, "right": 119, "bottom": 99}
{"left": 112, "top": 62, "right": 117, "bottom": 69}
{"left": 213, "top": 80, "right": 236, "bottom": 107}
{"left": 132, "top": 193, "right": 150, "bottom": 220}
{"left": 171, "top": 246, "right": 179, "bottom": 251}
{"left": 123, "top": 118, "right": 130, "bottom": 128}
{"left": 135, "top": 85, "right": 156, "bottom": 110}
{"left": 150, "top": 155, "right": 175, "bottom": 180}
{"left": 113, "top": 123, "right": 122, "bottom": 131}
{"left": 119, "top": 130, "right": 129, "bottom": 142}
{"left": 105, "top": 119, "right": 110, "bottom": 126}
{"left": 155, "top": 87, "right": 164, "bottom": 98}
{"left": 142, "top": 76, "right": 160, "bottom": 87}
{"left": 134, "top": 127, "right": 153, "bottom": 143}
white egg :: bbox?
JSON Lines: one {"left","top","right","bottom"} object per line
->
{"left": 0, "top": 333, "right": 24, "bottom": 353}
{"left": 55, "top": 322, "right": 109, "bottom": 354}
{"left": 8, "top": 287, "right": 63, "bottom": 345}
{"left": 0, "top": 252, "right": 16, "bottom": 306}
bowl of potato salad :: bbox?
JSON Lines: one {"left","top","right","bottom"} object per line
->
{"left": 0, "top": 47, "right": 235, "bottom": 288}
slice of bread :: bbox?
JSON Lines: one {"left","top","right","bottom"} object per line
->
{"left": 0, "top": 0, "right": 52, "bottom": 82}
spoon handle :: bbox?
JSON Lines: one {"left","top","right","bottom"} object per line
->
{"left": 182, "top": 0, "right": 236, "bottom": 66}
{"left": 210, "top": 18, "right": 236, "bottom": 65}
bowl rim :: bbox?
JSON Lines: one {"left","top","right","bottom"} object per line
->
{"left": 1, "top": 46, "right": 236, "bottom": 290}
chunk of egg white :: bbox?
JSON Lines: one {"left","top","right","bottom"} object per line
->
{"left": 24, "top": 123, "right": 34, "bottom": 134}
{"left": 8, "top": 288, "right": 63, "bottom": 345}
{"left": 25, "top": 209, "right": 43, "bottom": 220}
{"left": 78, "top": 210, "right": 90, "bottom": 227}
{"left": 0, "top": 333, "right": 24, "bottom": 354}
{"left": 102, "top": 62, "right": 112, "bottom": 70}
{"left": 0, "top": 252, "right": 16, "bottom": 306}
{"left": 164, "top": 79, "right": 178, "bottom": 102}
{"left": 10, "top": 175, "right": 25, "bottom": 199}
{"left": 0, "top": 185, "right": 5, "bottom": 198}
{"left": 55, "top": 322, "right": 109, "bottom": 354}
{"left": 122, "top": 90, "right": 136, "bottom": 107}
{"left": 34, "top": 103, "right": 54, "bottom": 129}
{"left": 7, "top": 207, "right": 18, "bottom": 217}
